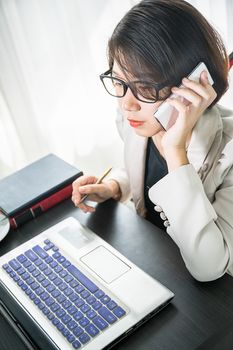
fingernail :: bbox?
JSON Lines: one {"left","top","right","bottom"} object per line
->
{"left": 182, "top": 77, "right": 189, "bottom": 83}
{"left": 204, "top": 70, "right": 208, "bottom": 79}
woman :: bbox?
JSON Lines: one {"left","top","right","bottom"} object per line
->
{"left": 72, "top": 0, "right": 233, "bottom": 282}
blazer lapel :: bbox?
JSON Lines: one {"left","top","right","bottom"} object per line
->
{"left": 187, "top": 106, "right": 223, "bottom": 173}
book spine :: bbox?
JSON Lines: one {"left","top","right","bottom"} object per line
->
{"left": 9, "top": 184, "right": 73, "bottom": 229}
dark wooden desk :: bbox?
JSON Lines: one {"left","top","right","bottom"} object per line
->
{"left": 1, "top": 199, "right": 233, "bottom": 350}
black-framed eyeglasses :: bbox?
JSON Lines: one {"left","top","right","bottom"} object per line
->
{"left": 99, "top": 69, "right": 172, "bottom": 104}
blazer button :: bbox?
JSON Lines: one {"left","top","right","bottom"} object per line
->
{"left": 154, "top": 205, "right": 163, "bottom": 212}
{"left": 164, "top": 220, "right": 170, "bottom": 227}
{"left": 160, "top": 212, "right": 167, "bottom": 221}
{"left": 202, "top": 163, "right": 208, "bottom": 172}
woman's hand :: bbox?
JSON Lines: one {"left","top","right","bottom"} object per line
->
{"left": 160, "top": 70, "right": 217, "bottom": 171}
{"left": 72, "top": 175, "right": 120, "bottom": 213}
{"left": 161, "top": 70, "right": 217, "bottom": 151}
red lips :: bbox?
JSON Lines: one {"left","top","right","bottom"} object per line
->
{"left": 128, "top": 119, "right": 144, "bottom": 127}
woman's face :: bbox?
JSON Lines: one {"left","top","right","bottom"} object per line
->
{"left": 112, "top": 61, "right": 164, "bottom": 137}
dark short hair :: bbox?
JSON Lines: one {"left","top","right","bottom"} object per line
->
{"left": 108, "top": 0, "right": 229, "bottom": 107}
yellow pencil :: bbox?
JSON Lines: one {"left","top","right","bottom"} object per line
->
{"left": 79, "top": 167, "right": 112, "bottom": 203}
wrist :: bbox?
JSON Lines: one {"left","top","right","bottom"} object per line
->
{"left": 164, "top": 147, "right": 189, "bottom": 172}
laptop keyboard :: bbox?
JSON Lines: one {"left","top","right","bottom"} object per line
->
{"left": 1, "top": 239, "right": 126, "bottom": 349}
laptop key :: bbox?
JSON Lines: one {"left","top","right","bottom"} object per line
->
{"left": 73, "top": 326, "right": 83, "bottom": 337}
{"left": 98, "top": 306, "right": 117, "bottom": 324}
{"left": 50, "top": 261, "right": 58, "bottom": 269}
{"left": 52, "top": 318, "right": 60, "bottom": 326}
{"left": 47, "top": 313, "right": 55, "bottom": 321}
{"left": 93, "top": 316, "right": 108, "bottom": 330}
{"left": 79, "top": 317, "right": 90, "bottom": 327}
{"left": 72, "top": 340, "right": 81, "bottom": 349}
{"left": 57, "top": 323, "right": 64, "bottom": 332}
{"left": 113, "top": 306, "right": 126, "bottom": 318}
{"left": 32, "top": 245, "right": 48, "bottom": 259}
{"left": 67, "top": 306, "right": 77, "bottom": 316}
{"left": 17, "top": 254, "right": 27, "bottom": 263}
{"left": 101, "top": 295, "right": 111, "bottom": 305}
{"left": 62, "top": 260, "right": 71, "bottom": 268}
{"left": 36, "top": 274, "right": 45, "bottom": 283}
{"left": 73, "top": 311, "right": 84, "bottom": 322}
{"left": 62, "top": 328, "right": 69, "bottom": 337}
{"left": 23, "top": 260, "right": 31, "bottom": 268}
{"left": 57, "top": 256, "right": 66, "bottom": 264}
{"left": 75, "top": 299, "right": 84, "bottom": 308}
{"left": 61, "top": 314, "right": 72, "bottom": 324}
{"left": 51, "top": 303, "right": 60, "bottom": 312}
{"left": 64, "top": 275, "right": 73, "bottom": 283}
{"left": 25, "top": 250, "right": 38, "bottom": 262}
{"left": 35, "top": 259, "right": 43, "bottom": 266}
{"left": 52, "top": 246, "right": 59, "bottom": 252}
{"left": 86, "top": 310, "right": 97, "bottom": 320}
{"left": 52, "top": 252, "right": 61, "bottom": 259}
{"left": 94, "top": 290, "right": 105, "bottom": 299}
{"left": 51, "top": 289, "right": 61, "bottom": 298}
{"left": 92, "top": 301, "right": 102, "bottom": 310}
{"left": 45, "top": 256, "right": 53, "bottom": 264}
{"left": 67, "top": 265, "right": 99, "bottom": 293}
{"left": 69, "top": 293, "right": 79, "bottom": 302}
{"left": 79, "top": 332, "right": 91, "bottom": 345}
{"left": 62, "top": 300, "right": 72, "bottom": 309}
{"left": 81, "top": 304, "right": 91, "bottom": 314}
{"left": 85, "top": 323, "right": 100, "bottom": 337}
{"left": 9, "top": 259, "right": 21, "bottom": 270}
{"left": 67, "top": 320, "right": 78, "bottom": 331}
{"left": 67, "top": 334, "right": 75, "bottom": 343}
{"left": 56, "top": 309, "right": 66, "bottom": 318}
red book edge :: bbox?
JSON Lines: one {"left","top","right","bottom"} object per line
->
{"left": 9, "top": 184, "right": 73, "bottom": 229}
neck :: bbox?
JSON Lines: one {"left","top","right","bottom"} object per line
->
{"left": 152, "top": 131, "right": 165, "bottom": 157}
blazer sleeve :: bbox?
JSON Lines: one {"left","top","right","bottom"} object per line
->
{"left": 108, "top": 109, "right": 131, "bottom": 202}
{"left": 149, "top": 164, "right": 233, "bottom": 282}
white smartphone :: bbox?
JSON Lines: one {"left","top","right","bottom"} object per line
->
{"left": 154, "top": 62, "right": 214, "bottom": 130}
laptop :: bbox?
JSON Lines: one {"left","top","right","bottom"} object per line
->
{"left": 0, "top": 216, "right": 174, "bottom": 350}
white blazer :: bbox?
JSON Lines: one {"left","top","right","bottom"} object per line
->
{"left": 109, "top": 104, "right": 233, "bottom": 281}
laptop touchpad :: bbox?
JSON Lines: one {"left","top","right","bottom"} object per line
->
{"left": 80, "top": 246, "right": 131, "bottom": 284}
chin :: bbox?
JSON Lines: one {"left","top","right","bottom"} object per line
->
{"left": 134, "top": 124, "right": 161, "bottom": 137}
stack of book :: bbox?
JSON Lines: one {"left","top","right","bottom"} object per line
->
{"left": 0, "top": 154, "right": 82, "bottom": 240}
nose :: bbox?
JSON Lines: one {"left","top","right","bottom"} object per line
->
{"left": 122, "top": 88, "right": 141, "bottom": 112}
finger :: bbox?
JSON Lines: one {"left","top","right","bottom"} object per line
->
{"left": 72, "top": 194, "right": 96, "bottom": 211}
{"left": 72, "top": 175, "right": 97, "bottom": 196}
{"left": 72, "top": 175, "right": 97, "bottom": 187}
{"left": 77, "top": 202, "right": 96, "bottom": 213}
{"left": 181, "top": 77, "right": 211, "bottom": 99}
{"left": 171, "top": 87, "right": 202, "bottom": 107}
{"left": 79, "top": 183, "right": 106, "bottom": 196}
{"left": 200, "top": 70, "right": 210, "bottom": 86}
{"left": 167, "top": 97, "right": 188, "bottom": 115}
{"left": 184, "top": 76, "right": 217, "bottom": 105}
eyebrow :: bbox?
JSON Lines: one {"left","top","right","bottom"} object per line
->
{"left": 112, "top": 70, "right": 123, "bottom": 78}
{"left": 112, "top": 70, "right": 156, "bottom": 83}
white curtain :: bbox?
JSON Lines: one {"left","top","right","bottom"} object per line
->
{"left": 0, "top": 0, "right": 232, "bottom": 178}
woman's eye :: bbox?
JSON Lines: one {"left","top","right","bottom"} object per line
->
{"left": 138, "top": 86, "right": 156, "bottom": 98}
{"left": 112, "top": 81, "right": 123, "bottom": 87}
